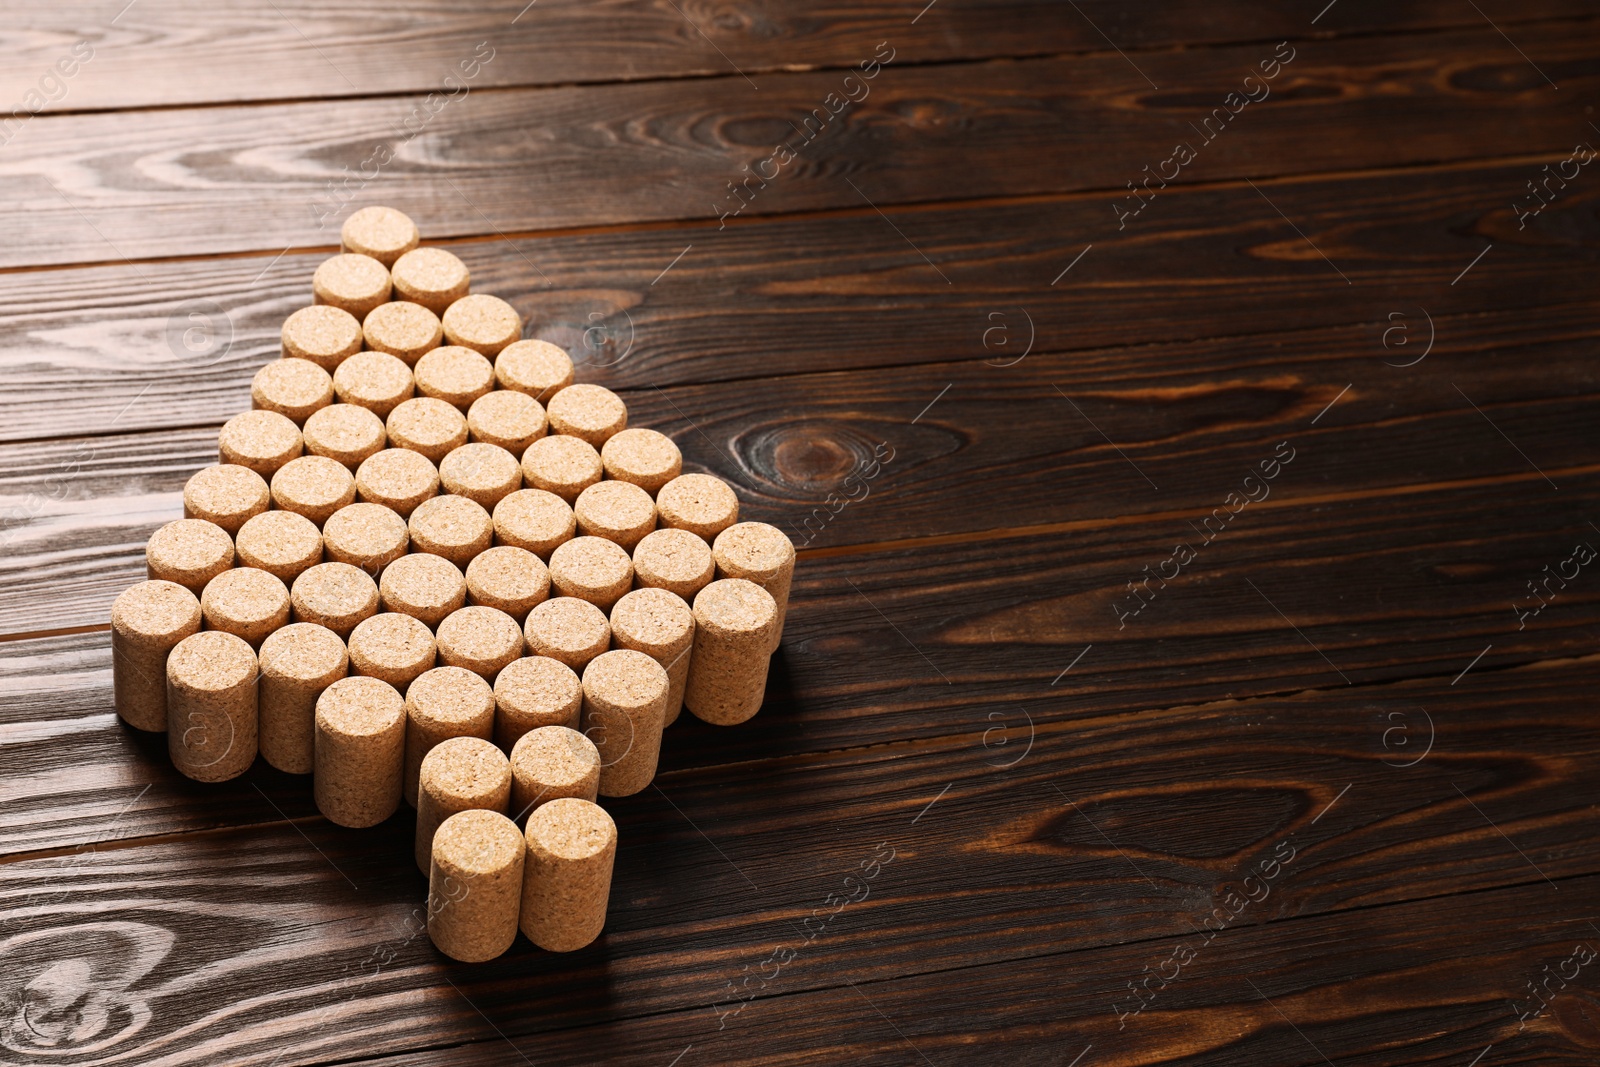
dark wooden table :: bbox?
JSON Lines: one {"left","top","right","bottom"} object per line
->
{"left": 3, "top": 2, "right": 1598, "bottom": 1064}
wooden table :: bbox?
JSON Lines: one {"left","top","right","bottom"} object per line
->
{"left": 2, "top": 2, "right": 1598, "bottom": 1063}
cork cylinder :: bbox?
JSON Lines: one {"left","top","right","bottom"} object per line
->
{"left": 414, "top": 346, "right": 494, "bottom": 410}
{"left": 466, "top": 545, "right": 549, "bottom": 618}
{"left": 392, "top": 247, "right": 469, "bottom": 313}
{"left": 409, "top": 494, "right": 493, "bottom": 567}
{"left": 200, "top": 567, "right": 291, "bottom": 647}
{"left": 601, "top": 428, "right": 682, "bottom": 494}
{"left": 493, "top": 488, "right": 575, "bottom": 559}
{"left": 519, "top": 797, "right": 616, "bottom": 952}
{"left": 313, "top": 253, "right": 391, "bottom": 320}
{"left": 609, "top": 588, "right": 694, "bottom": 727}
{"left": 436, "top": 606, "right": 524, "bottom": 681}
{"left": 365, "top": 301, "right": 443, "bottom": 364}
{"left": 684, "top": 579, "right": 778, "bottom": 726}
{"left": 430, "top": 809, "right": 524, "bottom": 962}
{"left": 387, "top": 397, "right": 469, "bottom": 462}
{"left": 632, "top": 528, "right": 714, "bottom": 602}
{"left": 347, "top": 612, "right": 436, "bottom": 694}
{"left": 523, "top": 597, "right": 610, "bottom": 674}
{"left": 166, "top": 630, "right": 258, "bottom": 782}
{"left": 440, "top": 443, "right": 522, "bottom": 509}
{"left": 184, "top": 464, "right": 270, "bottom": 535}
{"left": 219, "top": 410, "right": 303, "bottom": 477}
{"left": 252, "top": 358, "right": 334, "bottom": 424}
{"left": 656, "top": 473, "right": 739, "bottom": 541}
{"left": 379, "top": 552, "right": 466, "bottom": 627}
{"left": 548, "top": 536, "right": 633, "bottom": 611}
{"left": 145, "top": 518, "right": 234, "bottom": 594}
{"left": 415, "top": 736, "right": 510, "bottom": 873}
{"left": 441, "top": 293, "right": 522, "bottom": 356}
{"left": 258, "top": 622, "right": 347, "bottom": 774}
{"left": 314, "top": 675, "right": 406, "bottom": 828}
{"left": 573, "top": 480, "right": 656, "bottom": 551}
{"left": 334, "top": 351, "right": 415, "bottom": 418}
{"left": 520, "top": 434, "right": 601, "bottom": 503}
{"left": 495, "top": 339, "right": 573, "bottom": 400}
{"left": 493, "top": 656, "right": 582, "bottom": 749}
{"left": 270, "top": 455, "right": 356, "bottom": 526}
{"left": 235, "top": 510, "right": 323, "bottom": 584}
{"left": 322, "top": 502, "right": 410, "bottom": 575}
{"left": 302, "top": 403, "right": 387, "bottom": 470}
{"left": 403, "top": 665, "right": 495, "bottom": 807}
{"left": 510, "top": 725, "right": 599, "bottom": 819}
{"left": 341, "top": 206, "right": 419, "bottom": 266}
{"left": 290, "top": 562, "right": 379, "bottom": 638}
{"left": 355, "top": 448, "right": 438, "bottom": 517}
{"left": 282, "top": 305, "right": 363, "bottom": 371}
{"left": 111, "top": 580, "right": 202, "bottom": 732}
{"left": 468, "top": 390, "right": 546, "bottom": 454}
{"left": 580, "top": 648, "right": 667, "bottom": 798}
{"left": 713, "top": 522, "right": 796, "bottom": 653}
{"left": 545, "top": 384, "right": 627, "bottom": 447}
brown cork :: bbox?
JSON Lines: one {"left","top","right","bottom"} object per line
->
{"left": 364, "top": 300, "right": 443, "bottom": 364}
{"left": 355, "top": 448, "right": 439, "bottom": 518}
{"left": 414, "top": 346, "right": 494, "bottom": 410}
{"left": 436, "top": 605, "right": 524, "bottom": 681}
{"left": 235, "top": 510, "right": 323, "bottom": 584}
{"left": 184, "top": 464, "right": 270, "bottom": 535}
{"left": 548, "top": 536, "right": 633, "bottom": 611}
{"left": 581, "top": 648, "right": 667, "bottom": 797}
{"left": 685, "top": 579, "right": 778, "bottom": 726}
{"left": 656, "top": 473, "right": 740, "bottom": 541}
{"left": 408, "top": 494, "right": 493, "bottom": 567}
{"left": 417, "top": 737, "right": 510, "bottom": 873}
{"left": 314, "top": 675, "right": 405, "bottom": 828}
{"left": 631, "top": 528, "right": 714, "bottom": 602}
{"left": 601, "top": 428, "right": 682, "bottom": 494}
{"left": 441, "top": 293, "right": 522, "bottom": 356}
{"left": 313, "top": 253, "right": 391, "bottom": 320}
{"left": 546, "top": 384, "right": 627, "bottom": 447}
{"left": 439, "top": 442, "right": 522, "bottom": 509}
{"left": 492, "top": 488, "right": 575, "bottom": 560}
{"left": 333, "top": 351, "right": 415, "bottom": 418}
{"left": 166, "top": 630, "right": 258, "bottom": 782}
{"left": 520, "top": 797, "right": 616, "bottom": 952}
{"left": 282, "top": 305, "right": 363, "bottom": 371}
{"left": 520, "top": 434, "right": 601, "bottom": 503}
{"left": 145, "top": 518, "right": 234, "bottom": 594}
{"left": 430, "top": 808, "right": 524, "bottom": 962}
{"left": 252, "top": 358, "right": 334, "bottom": 425}
{"left": 290, "top": 561, "right": 379, "bottom": 638}
{"left": 302, "top": 403, "right": 387, "bottom": 470}
{"left": 111, "top": 580, "right": 201, "bottom": 732}
{"left": 258, "top": 622, "right": 347, "bottom": 774}
{"left": 466, "top": 545, "right": 550, "bottom": 619}
{"left": 573, "top": 480, "right": 656, "bottom": 551}
{"left": 493, "top": 656, "right": 583, "bottom": 749}
{"left": 510, "top": 725, "right": 599, "bottom": 819}
{"left": 609, "top": 588, "right": 694, "bottom": 728}
{"left": 322, "top": 502, "right": 410, "bottom": 574}
{"left": 270, "top": 455, "right": 356, "bottom": 527}
{"left": 391, "top": 247, "right": 470, "bottom": 313}
{"left": 199, "top": 566, "right": 291, "bottom": 647}
{"left": 386, "top": 397, "right": 469, "bottom": 463}
{"left": 495, "top": 339, "right": 574, "bottom": 401}
{"left": 468, "top": 389, "right": 546, "bottom": 454}
{"left": 404, "top": 666, "right": 496, "bottom": 808}
{"left": 379, "top": 552, "right": 466, "bottom": 627}
{"left": 341, "top": 206, "right": 419, "bottom": 266}
{"left": 219, "top": 409, "right": 303, "bottom": 477}
{"left": 347, "top": 612, "right": 436, "bottom": 694}
{"left": 713, "top": 521, "right": 796, "bottom": 653}
{"left": 523, "top": 597, "right": 609, "bottom": 673}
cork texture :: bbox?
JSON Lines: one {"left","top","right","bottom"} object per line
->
{"left": 166, "top": 630, "right": 258, "bottom": 783}
{"left": 493, "top": 655, "right": 583, "bottom": 749}
{"left": 363, "top": 300, "right": 443, "bottom": 364}
{"left": 441, "top": 293, "right": 521, "bottom": 356}
{"left": 631, "top": 527, "right": 715, "bottom": 601}
{"left": 415, "top": 736, "right": 509, "bottom": 873}
{"left": 258, "top": 622, "right": 348, "bottom": 774}
{"left": 656, "top": 473, "right": 740, "bottom": 541}
{"left": 430, "top": 809, "right": 524, "bottom": 962}
{"left": 112, "top": 580, "right": 202, "bottom": 732}
{"left": 510, "top": 725, "right": 600, "bottom": 818}
{"left": 520, "top": 433, "right": 601, "bottom": 502}
{"left": 341, "top": 206, "right": 419, "bottom": 266}
{"left": 347, "top": 612, "right": 437, "bottom": 693}
{"left": 184, "top": 464, "right": 270, "bottom": 535}
{"left": 322, "top": 502, "right": 410, "bottom": 574}
{"left": 601, "top": 428, "right": 683, "bottom": 493}
{"left": 580, "top": 648, "right": 667, "bottom": 797}
{"left": 573, "top": 479, "right": 656, "bottom": 551}
{"left": 404, "top": 666, "right": 497, "bottom": 807}
{"left": 145, "top": 518, "right": 234, "bottom": 593}
{"left": 519, "top": 797, "right": 616, "bottom": 952}
{"left": 439, "top": 442, "right": 522, "bottom": 509}
{"left": 494, "top": 339, "right": 573, "bottom": 400}
{"left": 314, "top": 675, "right": 405, "bottom": 828}
{"left": 355, "top": 448, "right": 439, "bottom": 518}
{"left": 414, "top": 346, "right": 495, "bottom": 410}
{"left": 468, "top": 389, "right": 546, "bottom": 454}
{"left": 218, "top": 409, "right": 303, "bottom": 477}
{"left": 546, "top": 383, "right": 627, "bottom": 447}
{"left": 548, "top": 536, "right": 633, "bottom": 611}
{"left": 492, "top": 488, "right": 575, "bottom": 559}
{"left": 313, "top": 253, "right": 391, "bottom": 319}
{"left": 270, "top": 455, "right": 357, "bottom": 526}
{"left": 333, "top": 351, "right": 415, "bottom": 418}
{"left": 251, "top": 358, "right": 334, "bottom": 424}
{"left": 609, "top": 587, "right": 694, "bottom": 727}
{"left": 685, "top": 579, "right": 778, "bottom": 726}
{"left": 282, "top": 304, "right": 363, "bottom": 370}
{"left": 302, "top": 403, "right": 387, "bottom": 470}
{"left": 392, "top": 247, "right": 470, "bottom": 313}
{"left": 466, "top": 545, "right": 550, "bottom": 618}
{"left": 522, "top": 597, "right": 610, "bottom": 673}
{"left": 408, "top": 494, "right": 493, "bottom": 567}
{"left": 235, "top": 509, "right": 323, "bottom": 584}
{"left": 290, "top": 562, "right": 379, "bottom": 638}
{"left": 386, "top": 397, "right": 469, "bottom": 462}
{"left": 714, "top": 521, "right": 796, "bottom": 653}
{"left": 378, "top": 552, "right": 466, "bottom": 627}
{"left": 436, "top": 606, "right": 525, "bottom": 680}
{"left": 199, "top": 566, "right": 291, "bottom": 647}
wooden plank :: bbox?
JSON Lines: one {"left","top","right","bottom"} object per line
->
{"left": 3, "top": 19, "right": 1597, "bottom": 267}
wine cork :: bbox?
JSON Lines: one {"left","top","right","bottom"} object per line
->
{"left": 387, "top": 397, "right": 468, "bottom": 462}
{"left": 601, "top": 428, "right": 682, "bottom": 493}
{"left": 219, "top": 410, "right": 302, "bottom": 477}
{"left": 581, "top": 648, "right": 666, "bottom": 797}
{"left": 466, "top": 545, "right": 549, "bottom": 618}
{"left": 364, "top": 301, "right": 443, "bottom": 364}
{"left": 282, "top": 305, "right": 363, "bottom": 371}
{"left": 414, "top": 346, "right": 494, "bottom": 410}
{"left": 417, "top": 736, "right": 510, "bottom": 873}
{"left": 436, "top": 606, "right": 524, "bottom": 680}
{"left": 167, "top": 630, "right": 258, "bottom": 782}
{"left": 548, "top": 536, "right": 633, "bottom": 611}
{"left": 492, "top": 488, "right": 575, "bottom": 559}
{"left": 609, "top": 588, "right": 693, "bottom": 727}
{"left": 523, "top": 597, "right": 609, "bottom": 673}
{"left": 184, "top": 464, "right": 270, "bottom": 535}
{"left": 510, "top": 725, "right": 599, "bottom": 818}
{"left": 290, "top": 562, "right": 379, "bottom": 638}
{"left": 313, "top": 253, "right": 391, "bottom": 320}
{"left": 430, "top": 809, "right": 524, "bottom": 962}
{"left": 392, "top": 247, "right": 469, "bottom": 313}
{"left": 322, "top": 502, "right": 409, "bottom": 574}
{"left": 314, "top": 675, "right": 405, "bottom": 827}
{"left": 355, "top": 448, "right": 439, "bottom": 518}
{"left": 468, "top": 390, "right": 546, "bottom": 454}
{"left": 495, "top": 339, "right": 574, "bottom": 400}
{"left": 439, "top": 442, "right": 522, "bottom": 509}
{"left": 379, "top": 552, "right": 466, "bottom": 627}
{"left": 200, "top": 566, "right": 291, "bottom": 646}
{"left": 333, "top": 351, "right": 415, "bottom": 418}
{"left": 631, "top": 528, "right": 714, "bottom": 601}
{"left": 493, "top": 656, "right": 582, "bottom": 749}
{"left": 442, "top": 293, "right": 521, "bottom": 356}
{"left": 685, "top": 579, "right": 778, "bottom": 726}
{"left": 252, "top": 358, "right": 334, "bottom": 425}
{"left": 258, "top": 622, "right": 347, "bottom": 774}
{"left": 235, "top": 510, "right": 323, "bottom": 584}
{"left": 520, "top": 434, "right": 602, "bottom": 503}
{"left": 111, "top": 580, "right": 201, "bottom": 732}
{"left": 713, "top": 522, "right": 796, "bottom": 652}
{"left": 302, "top": 403, "right": 387, "bottom": 470}
{"left": 145, "top": 518, "right": 234, "bottom": 594}
{"left": 270, "top": 455, "right": 356, "bottom": 526}
{"left": 341, "top": 206, "right": 419, "bottom": 266}
{"left": 657, "top": 474, "right": 739, "bottom": 541}
{"left": 573, "top": 480, "right": 656, "bottom": 551}
{"left": 546, "top": 384, "right": 627, "bottom": 447}
{"left": 408, "top": 494, "right": 493, "bottom": 567}
{"left": 520, "top": 797, "right": 616, "bottom": 952}
{"left": 347, "top": 612, "right": 436, "bottom": 694}
{"left": 404, "top": 665, "right": 496, "bottom": 807}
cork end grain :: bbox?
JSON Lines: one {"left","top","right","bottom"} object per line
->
{"left": 492, "top": 488, "right": 575, "bottom": 560}
{"left": 355, "top": 448, "right": 439, "bottom": 518}
{"left": 441, "top": 293, "right": 522, "bottom": 356}
{"left": 656, "top": 473, "right": 740, "bottom": 541}
{"left": 548, "top": 536, "right": 633, "bottom": 610}
{"left": 315, "top": 675, "right": 406, "bottom": 827}
{"left": 468, "top": 389, "right": 546, "bottom": 454}
{"left": 200, "top": 566, "right": 291, "bottom": 647}
{"left": 303, "top": 403, "right": 388, "bottom": 470}
{"left": 379, "top": 552, "right": 467, "bottom": 627}
{"left": 219, "top": 409, "right": 303, "bottom": 477}
{"left": 601, "top": 428, "right": 682, "bottom": 493}
{"left": 341, "top": 206, "right": 419, "bottom": 266}
{"left": 493, "top": 655, "right": 583, "bottom": 748}
{"left": 348, "top": 612, "right": 437, "bottom": 693}
{"left": 290, "top": 562, "right": 379, "bottom": 638}
{"left": 510, "top": 725, "right": 600, "bottom": 816}
{"left": 235, "top": 509, "right": 324, "bottom": 584}
{"left": 494, "top": 339, "right": 574, "bottom": 400}
{"left": 270, "top": 455, "right": 357, "bottom": 527}
{"left": 392, "top": 247, "right": 470, "bottom": 313}
{"left": 260, "top": 621, "right": 348, "bottom": 685}
{"left": 408, "top": 494, "right": 493, "bottom": 567}
{"left": 114, "top": 579, "right": 203, "bottom": 642}
{"left": 313, "top": 253, "right": 392, "bottom": 320}
{"left": 439, "top": 442, "right": 522, "bottom": 509}
{"left": 168, "top": 629, "right": 258, "bottom": 693}
{"left": 111, "top": 579, "right": 203, "bottom": 732}
{"left": 466, "top": 545, "right": 550, "bottom": 619}
{"left": 252, "top": 358, "right": 334, "bottom": 424}
{"left": 258, "top": 622, "right": 348, "bottom": 775}
{"left": 546, "top": 384, "right": 627, "bottom": 447}
{"left": 631, "top": 527, "right": 715, "bottom": 601}
{"left": 574, "top": 479, "right": 657, "bottom": 551}
{"left": 364, "top": 301, "right": 443, "bottom": 365}
{"left": 184, "top": 464, "right": 271, "bottom": 535}
{"left": 414, "top": 346, "right": 495, "bottom": 410}
{"left": 322, "top": 502, "right": 410, "bottom": 574}
{"left": 436, "top": 605, "right": 524, "bottom": 680}
{"left": 430, "top": 809, "right": 524, "bottom": 962}
{"left": 282, "top": 305, "right": 363, "bottom": 370}
{"left": 387, "top": 397, "right": 469, "bottom": 463}
{"left": 520, "top": 797, "right": 616, "bottom": 952}
{"left": 520, "top": 433, "right": 601, "bottom": 503}
{"left": 523, "top": 597, "right": 610, "bottom": 672}
{"left": 146, "top": 518, "right": 234, "bottom": 593}
{"left": 334, "top": 351, "right": 415, "bottom": 418}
